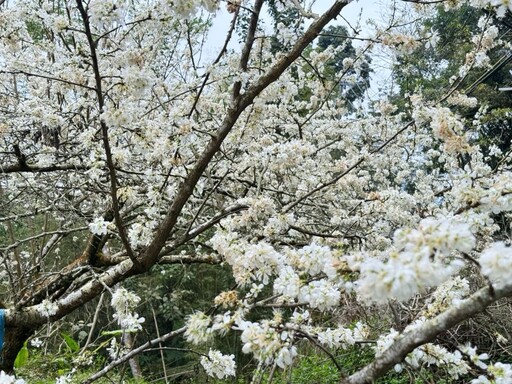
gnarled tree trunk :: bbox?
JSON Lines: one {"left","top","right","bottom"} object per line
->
{"left": 1, "top": 325, "right": 34, "bottom": 374}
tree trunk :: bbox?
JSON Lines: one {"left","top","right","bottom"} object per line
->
{"left": 1, "top": 325, "right": 34, "bottom": 373}
{"left": 122, "top": 332, "right": 142, "bottom": 379}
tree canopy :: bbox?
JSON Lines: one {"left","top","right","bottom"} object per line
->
{"left": 0, "top": 1, "right": 512, "bottom": 383}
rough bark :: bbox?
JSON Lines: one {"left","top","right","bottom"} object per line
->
{"left": 1, "top": 325, "right": 34, "bottom": 374}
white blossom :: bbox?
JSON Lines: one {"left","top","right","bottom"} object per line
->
{"left": 38, "top": 299, "right": 58, "bottom": 317}
{"left": 275, "top": 345, "right": 297, "bottom": 368}
{"left": 479, "top": 242, "right": 512, "bottom": 287}
{"left": 88, "top": 217, "right": 109, "bottom": 236}
{"left": 184, "top": 312, "right": 212, "bottom": 345}
{"left": 110, "top": 287, "right": 144, "bottom": 331}
{"left": 460, "top": 344, "right": 489, "bottom": 370}
{"left": 273, "top": 266, "right": 300, "bottom": 299}
{"left": 298, "top": 280, "right": 341, "bottom": 311}
{"left": 472, "top": 362, "right": 512, "bottom": 383}
{"left": 200, "top": 350, "right": 236, "bottom": 379}
{"left": 30, "top": 338, "right": 43, "bottom": 348}
{"left": 0, "top": 371, "right": 26, "bottom": 384}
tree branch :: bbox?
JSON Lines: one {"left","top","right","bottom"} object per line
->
{"left": 140, "top": 1, "right": 349, "bottom": 270}
{"left": 340, "top": 283, "right": 512, "bottom": 384}
{"left": 0, "top": 163, "right": 87, "bottom": 174}
{"left": 76, "top": 0, "right": 143, "bottom": 272}
{"left": 84, "top": 326, "right": 187, "bottom": 383}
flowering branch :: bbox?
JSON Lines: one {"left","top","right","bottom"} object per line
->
{"left": 340, "top": 283, "right": 512, "bottom": 384}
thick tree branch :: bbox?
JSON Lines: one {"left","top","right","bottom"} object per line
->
{"left": 158, "top": 253, "right": 222, "bottom": 264}
{"left": 340, "top": 283, "right": 512, "bottom": 384}
{"left": 140, "top": 0, "right": 349, "bottom": 270}
{"left": 232, "top": 0, "right": 264, "bottom": 99}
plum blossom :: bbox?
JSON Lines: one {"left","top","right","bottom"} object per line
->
{"left": 106, "top": 337, "right": 128, "bottom": 360}
{"left": 460, "top": 344, "right": 489, "bottom": 370}
{"left": 211, "top": 312, "right": 235, "bottom": 336}
{"left": 110, "top": 287, "right": 145, "bottom": 331}
{"left": 0, "top": 371, "right": 26, "bottom": 384}
{"left": 88, "top": 217, "right": 109, "bottom": 236}
{"left": 298, "top": 280, "right": 341, "bottom": 311}
{"left": 423, "top": 277, "right": 470, "bottom": 317}
{"left": 356, "top": 216, "right": 474, "bottom": 304}
{"left": 472, "top": 362, "right": 512, "bottom": 383}
{"left": 275, "top": 345, "right": 297, "bottom": 368}
{"left": 317, "top": 327, "right": 356, "bottom": 349}
{"left": 38, "top": 299, "right": 59, "bottom": 317}
{"left": 30, "top": 338, "right": 43, "bottom": 348}
{"left": 88, "top": 0, "right": 124, "bottom": 25}
{"left": 489, "top": 0, "right": 512, "bottom": 18}
{"left": 200, "top": 350, "right": 236, "bottom": 379}
{"left": 357, "top": 247, "right": 464, "bottom": 304}
{"left": 238, "top": 320, "right": 294, "bottom": 366}
{"left": 293, "top": 243, "right": 338, "bottom": 279}
{"left": 273, "top": 266, "right": 300, "bottom": 299}
{"left": 184, "top": 312, "right": 212, "bottom": 345}
{"left": 376, "top": 325, "right": 470, "bottom": 379}
{"left": 425, "top": 29, "right": 440, "bottom": 49}
{"left": 479, "top": 242, "right": 512, "bottom": 287}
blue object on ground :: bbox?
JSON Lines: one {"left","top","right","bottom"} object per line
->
{"left": 0, "top": 309, "right": 4, "bottom": 356}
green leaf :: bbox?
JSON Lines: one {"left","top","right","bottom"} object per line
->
{"left": 61, "top": 332, "right": 80, "bottom": 353}
{"left": 14, "top": 341, "right": 29, "bottom": 368}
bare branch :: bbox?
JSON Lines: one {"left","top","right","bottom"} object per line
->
{"left": 0, "top": 226, "right": 87, "bottom": 252}
{"left": 84, "top": 326, "right": 187, "bottom": 383}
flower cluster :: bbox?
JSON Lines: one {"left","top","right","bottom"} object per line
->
{"left": 355, "top": 216, "right": 473, "bottom": 304}
{"left": 423, "top": 277, "right": 470, "bottom": 317}
{"left": 238, "top": 320, "right": 296, "bottom": 368}
{"left": 200, "top": 350, "right": 236, "bottom": 379}
{"left": 298, "top": 280, "right": 341, "bottom": 311}
{"left": 106, "top": 338, "right": 129, "bottom": 361}
{"left": 316, "top": 322, "right": 368, "bottom": 350}
{"left": 184, "top": 312, "right": 212, "bottom": 345}
{"left": 380, "top": 32, "right": 421, "bottom": 55}
{"left": 110, "top": 287, "right": 145, "bottom": 331}
{"left": 376, "top": 324, "right": 470, "bottom": 379}
{"left": 479, "top": 242, "right": 512, "bottom": 288}
{"left": 38, "top": 299, "right": 59, "bottom": 318}
{"left": 0, "top": 371, "right": 26, "bottom": 384}
{"left": 88, "top": 217, "right": 110, "bottom": 236}
{"left": 472, "top": 362, "right": 512, "bottom": 383}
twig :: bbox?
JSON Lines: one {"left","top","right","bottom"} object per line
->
{"left": 84, "top": 327, "right": 187, "bottom": 383}
{"left": 151, "top": 305, "right": 169, "bottom": 384}
{"left": 84, "top": 293, "right": 105, "bottom": 350}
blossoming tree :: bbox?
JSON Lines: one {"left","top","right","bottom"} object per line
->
{"left": 0, "top": 0, "right": 512, "bottom": 383}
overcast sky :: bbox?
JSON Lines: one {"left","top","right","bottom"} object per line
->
{"left": 204, "top": 0, "right": 392, "bottom": 98}
{"left": 206, "top": 1, "right": 385, "bottom": 52}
